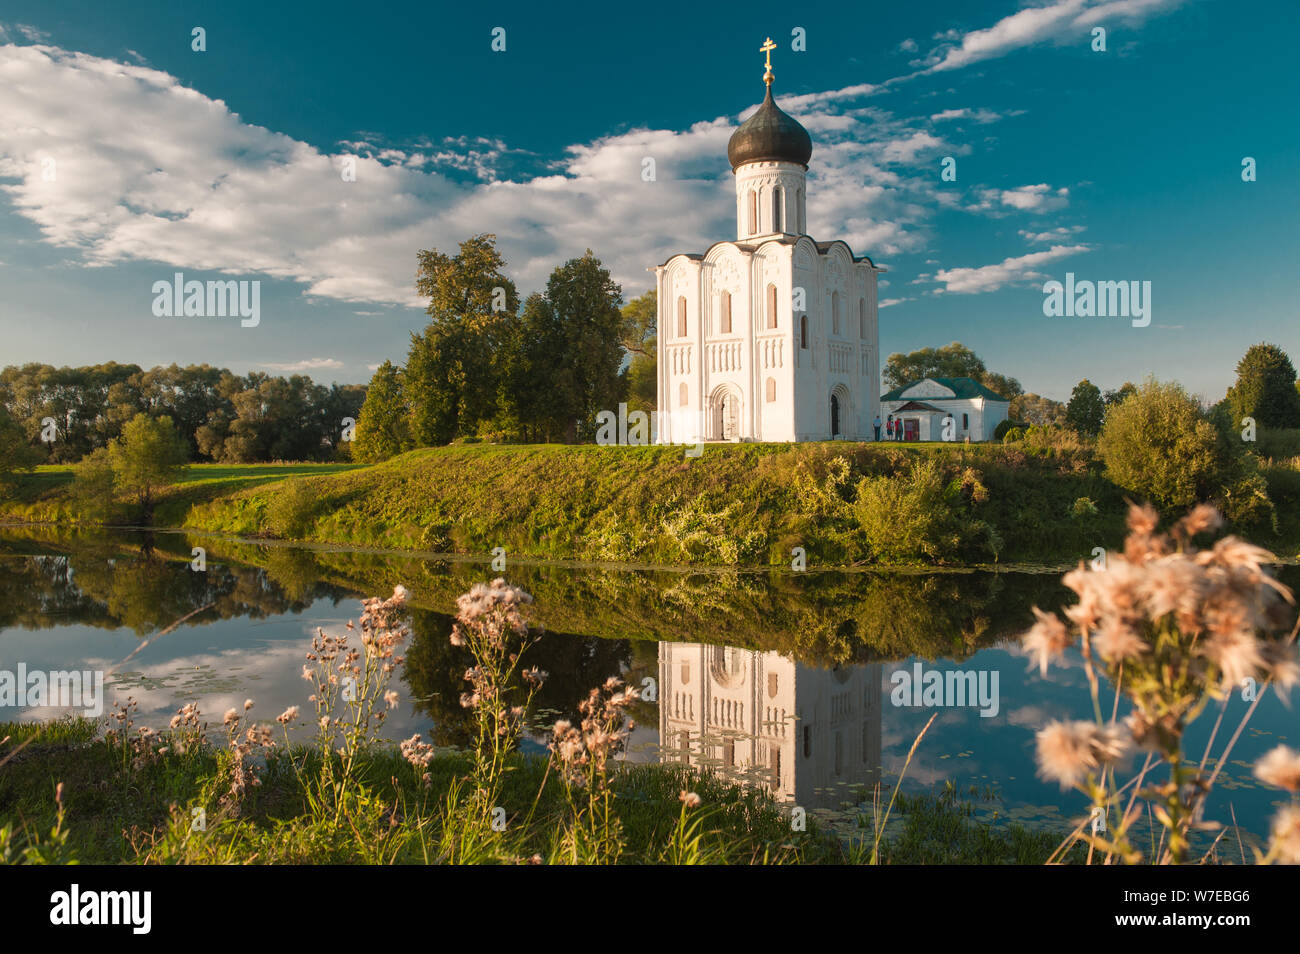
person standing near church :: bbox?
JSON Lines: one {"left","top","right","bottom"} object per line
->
{"left": 873, "top": 414, "right": 881, "bottom": 441}
{"left": 885, "top": 416, "right": 893, "bottom": 440}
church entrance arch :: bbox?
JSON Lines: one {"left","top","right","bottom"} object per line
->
{"left": 708, "top": 384, "right": 742, "bottom": 441}
{"left": 830, "top": 385, "right": 850, "bottom": 439}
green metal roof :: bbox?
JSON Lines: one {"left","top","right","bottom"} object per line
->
{"left": 880, "top": 376, "right": 1009, "bottom": 403}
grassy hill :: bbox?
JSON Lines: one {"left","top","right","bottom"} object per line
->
{"left": 6, "top": 438, "right": 1298, "bottom": 568}
{"left": 174, "top": 440, "right": 1129, "bottom": 567}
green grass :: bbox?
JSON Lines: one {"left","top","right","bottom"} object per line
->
{"left": 1, "top": 718, "right": 1068, "bottom": 865}
{"left": 0, "top": 719, "right": 835, "bottom": 865}
{"left": 5, "top": 441, "right": 1298, "bottom": 567}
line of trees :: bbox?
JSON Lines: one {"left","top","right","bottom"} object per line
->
{"left": 0, "top": 363, "right": 365, "bottom": 464}
{"left": 353, "top": 235, "right": 656, "bottom": 462}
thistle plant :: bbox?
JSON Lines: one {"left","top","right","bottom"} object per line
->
{"left": 299, "top": 585, "right": 411, "bottom": 819}
{"left": 217, "top": 700, "right": 274, "bottom": 814}
{"left": 1023, "top": 503, "right": 1300, "bottom": 864}
{"left": 1254, "top": 745, "right": 1300, "bottom": 864}
{"left": 549, "top": 676, "right": 639, "bottom": 862}
{"left": 449, "top": 579, "right": 545, "bottom": 820}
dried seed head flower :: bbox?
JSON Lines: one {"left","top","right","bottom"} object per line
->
{"left": 384, "top": 690, "right": 399, "bottom": 710}
{"left": 1023, "top": 606, "right": 1072, "bottom": 676}
{"left": 679, "top": 791, "right": 702, "bottom": 808}
{"left": 1093, "top": 620, "right": 1146, "bottom": 664}
{"left": 276, "top": 706, "right": 299, "bottom": 724}
{"left": 223, "top": 708, "right": 239, "bottom": 726}
{"left": 1259, "top": 641, "right": 1300, "bottom": 696}
{"left": 1035, "top": 720, "right": 1131, "bottom": 789}
{"left": 1255, "top": 745, "right": 1300, "bottom": 793}
{"left": 1176, "top": 503, "right": 1223, "bottom": 540}
{"left": 243, "top": 699, "right": 254, "bottom": 711}
{"left": 1269, "top": 804, "right": 1300, "bottom": 865}
{"left": 1199, "top": 628, "right": 1265, "bottom": 691}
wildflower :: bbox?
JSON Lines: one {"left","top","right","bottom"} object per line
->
{"left": 1269, "top": 805, "right": 1300, "bottom": 865}
{"left": 1022, "top": 606, "right": 1072, "bottom": 676}
{"left": 223, "top": 708, "right": 239, "bottom": 726}
{"left": 384, "top": 690, "right": 399, "bottom": 710}
{"left": 319, "top": 716, "right": 330, "bottom": 728}
{"left": 243, "top": 698, "right": 254, "bottom": 711}
{"left": 1176, "top": 503, "right": 1222, "bottom": 540}
{"left": 276, "top": 706, "right": 300, "bottom": 724}
{"left": 1127, "top": 503, "right": 1159, "bottom": 537}
{"left": 1255, "top": 746, "right": 1300, "bottom": 793}
{"left": 679, "top": 791, "right": 702, "bottom": 808}
{"left": 1093, "top": 621, "right": 1146, "bottom": 664}
{"left": 392, "top": 584, "right": 410, "bottom": 602}
{"left": 1035, "top": 720, "right": 1130, "bottom": 789}
{"left": 301, "top": 664, "right": 314, "bottom": 682}
{"left": 1260, "top": 641, "right": 1300, "bottom": 696}
{"left": 1199, "top": 628, "right": 1264, "bottom": 690}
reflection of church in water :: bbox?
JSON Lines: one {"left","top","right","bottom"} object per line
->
{"left": 658, "top": 642, "right": 882, "bottom": 809}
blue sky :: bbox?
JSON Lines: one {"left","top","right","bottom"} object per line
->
{"left": 1, "top": 0, "right": 1296, "bottom": 401}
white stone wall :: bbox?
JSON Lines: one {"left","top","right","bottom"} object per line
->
{"left": 654, "top": 159, "right": 881, "bottom": 445}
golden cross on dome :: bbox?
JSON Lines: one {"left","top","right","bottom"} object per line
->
{"left": 760, "top": 37, "right": 776, "bottom": 86}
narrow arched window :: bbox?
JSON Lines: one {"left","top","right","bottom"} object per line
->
{"left": 766, "top": 283, "right": 778, "bottom": 329}
{"left": 720, "top": 290, "right": 732, "bottom": 334}
{"left": 800, "top": 315, "right": 808, "bottom": 349}
{"left": 748, "top": 190, "right": 757, "bottom": 235}
{"left": 677, "top": 296, "right": 687, "bottom": 338}
{"left": 832, "top": 291, "right": 841, "bottom": 336}
{"left": 765, "top": 377, "right": 776, "bottom": 402}
{"left": 773, "top": 186, "right": 783, "bottom": 233}
{"left": 859, "top": 299, "right": 867, "bottom": 338}
{"left": 678, "top": 382, "right": 688, "bottom": 406}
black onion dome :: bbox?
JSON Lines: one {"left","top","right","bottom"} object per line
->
{"left": 727, "top": 87, "right": 813, "bottom": 171}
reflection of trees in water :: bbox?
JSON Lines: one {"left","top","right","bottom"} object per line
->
{"left": 0, "top": 543, "right": 354, "bottom": 635}
{"left": 401, "top": 607, "right": 631, "bottom": 749}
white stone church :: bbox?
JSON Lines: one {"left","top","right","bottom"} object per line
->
{"left": 654, "top": 49, "right": 882, "bottom": 444}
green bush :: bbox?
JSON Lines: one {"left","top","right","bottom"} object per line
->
{"left": 1097, "top": 380, "right": 1237, "bottom": 511}
{"left": 993, "top": 419, "right": 1027, "bottom": 441}
{"left": 266, "top": 477, "right": 322, "bottom": 538}
{"left": 1001, "top": 427, "right": 1025, "bottom": 444}
{"left": 1256, "top": 428, "right": 1300, "bottom": 461}
{"left": 853, "top": 458, "right": 1000, "bottom": 564}
{"left": 1071, "top": 496, "right": 1098, "bottom": 518}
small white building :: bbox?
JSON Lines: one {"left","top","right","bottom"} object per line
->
{"left": 880, "top": 377, "right": 1010, "bottom": 442}
{"left": 658, "top": 641, "right": 882, "bottom": 809}
{"left": 654, "top": 48, "right": 882, "bottom": 444}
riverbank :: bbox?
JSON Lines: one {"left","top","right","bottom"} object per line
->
{"left": 0, "top": 718, "right": 1068, "bottom": 865}
{"left": 5, "top": 440, "right": 1300, "bottom": 568}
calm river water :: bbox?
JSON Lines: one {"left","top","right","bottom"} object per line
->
{"left": 1, "top": 527, "right": 1294, "bottom": 845}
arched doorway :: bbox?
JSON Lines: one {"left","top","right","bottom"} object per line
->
{"left": 709, "top": 386, "right": 742, "bottom": 441}
{"left": 830, "top": 385, "right": 851, "bottom": 439}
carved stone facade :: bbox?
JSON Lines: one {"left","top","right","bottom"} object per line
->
{"left": 655, "top": 95, "right": 882, "bottom": 444}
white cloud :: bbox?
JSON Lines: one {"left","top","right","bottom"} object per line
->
{"left": 929, "top": 107, "right": 1003, "bottom": 123}
{"left": 912, "top": 0, "right": 1188, "bottom": 75}
{"left": 259, "top": 357, "right": 344, "bottom": 373}
{"left": 933, "top": 243, "right": 1090, "bottom": 294}
{"left": 968, "top": 184, "right": 1070, "bottom": 214}
{"left": 879, "top": 297, "right": 909, "bottom": 308}
{"left": 0, "top": 42, "right": 964, "bottom": 302}
{"left": 1020, "top": 225, "right": 1086, "bottom": 243}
